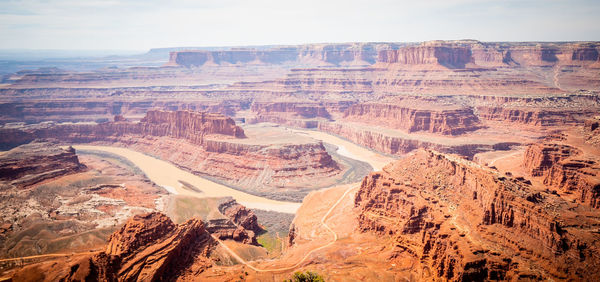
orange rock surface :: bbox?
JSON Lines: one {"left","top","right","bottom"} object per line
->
{"left": 355, "top": 149, "right": 600, "bottom": 280}
{"left": 12, "top": 212, "right": 214, "bottom": 281}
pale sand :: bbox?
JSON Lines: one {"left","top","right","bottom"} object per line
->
{"left": 71, "top": 130, "right": 391, "bottom": 213}
{"left": 72, "top": 145, "right": 302, "bottom": 214}
{"left": 287, "top": 128, "right": 394, "bottom": 171}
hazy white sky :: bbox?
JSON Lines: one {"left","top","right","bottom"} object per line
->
{"left": 1, "top": 0, "right": 599, "bottom": 51}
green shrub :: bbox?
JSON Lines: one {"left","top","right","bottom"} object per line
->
{"left": 284, "top": 271, "right": 325, "bottom": 282}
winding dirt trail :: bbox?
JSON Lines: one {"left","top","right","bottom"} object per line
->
{"left": 0, "top": 251, "right": 100, "bottom": 263}
{"left": 552, "top": 64, "right": 562, "bottom": 90}
{"left": 215, "top": 185, "right": 358, "bottom": 273}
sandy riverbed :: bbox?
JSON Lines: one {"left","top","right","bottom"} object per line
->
{"left": 72, "top": 145, "right": 302, "bottom": 213}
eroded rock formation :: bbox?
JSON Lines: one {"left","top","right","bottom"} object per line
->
{"left": 0, "top": 110, "right": 343, "bottom": 199}
{"left": 205, "top": 199, "right": 263, "bottom": 245}
{"left": 355, "top": 149, "right": 600, "bottom": 280}
{"left": 12, "top": 212, "right": 215, "bottom": 281}
{"left": 343, "top": 101, "right": 481, "bottom": 135}
{"left": 0, "top": 140, "right": 85, "bottom": 187}
{"left": 585, "top": 117, "right": 600, "bottom": 146}
{"left": 524, "top": 142, "right": 600, "bottom": 208}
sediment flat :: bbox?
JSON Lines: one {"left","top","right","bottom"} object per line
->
{"left": 72, "top": 145, "right": 302, "bottom": 213}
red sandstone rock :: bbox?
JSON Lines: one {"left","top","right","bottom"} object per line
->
{"left": 343, "top": 101, "right": 481, "bottom": 135}
{"left": 13, "top": 212, "right": 215, "bottom": 281}
{"left": 477, "top": 106, "right": 598, "bottom": 126}
{"left": 218, "top": 199, "right": 262, "bottom": 233}
{"left": 0, "top": 140, "right": 85, "bottom": 187}
{"left": 204, "top": 199, "right": 263, "bottom": 245}
{"left": 585, "top": 117, "right": 600, "bottom": 146}
{"left": 0, "top": 110, "right": 343, "bottom": 196}
{"left": 355, "top": 149, "right": 600, "bottom": 280}
{"left": 523, "top": 142, "right": 600, "bottom": 208}
{"left": 378, "top": 44, "right": 473, "bottom": 69}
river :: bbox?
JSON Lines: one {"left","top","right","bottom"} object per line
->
{"left": 72, "top": 131, "right": 392, "bottom": 214}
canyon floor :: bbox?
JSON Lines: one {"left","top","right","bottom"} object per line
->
{"left": 0, "top": 40, "right": 599, "bottom": 281}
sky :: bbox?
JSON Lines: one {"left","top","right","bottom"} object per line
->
{"left": 0, "top": 0, "right": 599, "bottom": 51}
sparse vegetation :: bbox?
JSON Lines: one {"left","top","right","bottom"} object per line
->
{"left": 284, "top": 271, "right": 325, "bottom": 282}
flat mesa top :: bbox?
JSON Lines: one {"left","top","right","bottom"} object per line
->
{"left": 216, "top": 123, "right": 317, "bottom": 145}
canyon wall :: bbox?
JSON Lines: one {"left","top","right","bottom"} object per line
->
{"left": 0, "top": 111, "right": 343, "bottom": 198}
{"left": 523, "top": 142, "right": 600, "bottom": 208}
{"left": 343, "top": 102, "right": 481, "bottom": 135}
{"left": 0, "top": 141, "right": 85, "bottom": 187}
{"left": 170, "top": 41, "right": 600, "bottom": 69}
{"left": 0, "top": 98, "right": 250, "bottom": 125}
{"left": 0, "top": 109, "right": 245, "bottom": 147}
{"left": 206, "top": 199, "right": 263, "bottom": 245}
{"left": 169, "top": 43, "right": 404, "bottom": 67}
{"left": 317, "top": 122, "right": 492, "bottom": 159}
{"left": 585, "top": 117, "right": 600, "bottom": 146}
{"left": 378, "top": 45, "right": 473, "bottom": 68}
{"left": 477, "top": 106, "right": 598, "bottom": 126}
{"left": 378, "top": 41, "right": 600, "bottom": 68}
{"left": 355, "top": 149, "right": 600, "bottom": 280}
{"left": 12, "top": 212, "right": 215, "bottom": 281}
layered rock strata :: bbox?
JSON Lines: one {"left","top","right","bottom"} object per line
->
{"left": 523, "top": 143, "right": 600, "bottom": 208}
{"left": 477, "top": 106, "right": 598, "bottom": 126}
{"left": 0, "top": 111, "right": 342, "bottom": 197}
{"left": 317, "top": 121, "right": 495, "bottom": 159}
{"left": 355, "top": 149, "right": 600, "bottom": 280}
{"left": 585, "top": 117, "right": 600, "bottom": 146}
{"left": 12, "top": 212, "right": 215, "bottom": 281}
{"left": 205, "top": 199, "right": 263, "bottom": 245}
{"left": 0, "top": 140, "right": 85, "bottom": 187}
{"left": 343, "top": 102, "right": 481, "bottom": 135}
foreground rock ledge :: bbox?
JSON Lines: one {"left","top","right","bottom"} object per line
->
{"left": 12, "top": 212, "right": 215, "bottom": 281}
{"left": 355, "top": 149, "right": 600, "bottom": 280}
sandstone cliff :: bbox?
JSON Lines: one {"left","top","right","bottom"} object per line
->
{"left": 0, "top": 140, "right": 85, "bottom": 187}
{"left": 0, "top": 111, "right": 343, "bottom": 199}
{"left": 317, "top": 121, "right": 493, "bottom": 158}
{"left": 355, "top": 149, "right": 600, "bottom": 280}
{"left": 12, "top": 212, "right": 215, "bottom": 281}
{"left": 169, "top": 43, "right": 402, "bottom": 67}
{"left": 378, "top": 41, "right": 600, "bottom": 68}
{"left": 343, "top": 101, "right": 481, "bottom": 135}
{"left": 378, "top": 44, "right": 473, "bottom": 69}
{"left": 205, "top": 199, "right": 263, "bottom": 245}
{"left": 523, "top": 142, "right": 600, "bottom": 208}
{"left": 585, "top": 117, "right": 600, "bottom": 146}
{"left": 477, "top": 106, "right": 598, "bottom": 126}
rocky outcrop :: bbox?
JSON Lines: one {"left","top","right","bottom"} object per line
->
{"left": 477, "top": 106, "right": 598, "bottom": 126}
{"left": 355, "top": 149, "right": 600, "bottom": 280}
{"left": 249, "top": 101, "right": 333, "bottom": 128}
{"left": 218, "top": 199, "right": 262, "bottom": 233}
{"left": 523, "top": 143, "right": 582, "bottom": 176}
{"left": 204, "top": 199, "right": 263, "bottom": 245}
{"left": 0, "top": 140, "right": 85, "bottom": 187}
{"left": 251, "top": 102, "right": 331, "bottom": 119}
{"left": 524, "top": 143, "right": 600, "bottom": 208}
{"left": 140, "top": 110, "right": 246, "bottom": 138}
{"left": 12, "top": 212, "right": 215, "bottom": 281}
{"left": 0, "top": 111, "right": 343, "bottom": 199}
{"left": 0, "top": 110, "right": 245, "bottom": 147}
{"left": 318, "top": 121, "right": 492, "bottom": 158}
{"left": 584, "top": 117, "right": 600, "bottom": 146}
{"left": 343, "top": 102, "right": 481, "bottom": 135}
{"left": 378, "top": 44, "right": 473, "bottom": 69}
{"left": 169, "top": 43, "right": 402, "bottom": 67}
